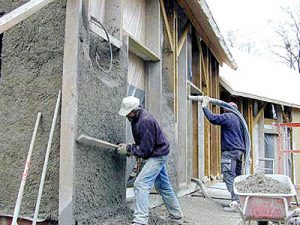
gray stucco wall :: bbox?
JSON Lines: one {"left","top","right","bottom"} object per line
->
{"left": 161, "top": 26, "right": 179, "bottom": 189}
{"left": 0, "top": 0, "right": 66, "bottom": 220}
{"left": 73, "top": 7, "right": 128, "bottom": 224}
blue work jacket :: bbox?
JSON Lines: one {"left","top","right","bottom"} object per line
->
{"left": 127, "top": 109, "right": 170, "bottom": 159}
{"left": 203, "top": 107, "right": 245, "bottom": 152}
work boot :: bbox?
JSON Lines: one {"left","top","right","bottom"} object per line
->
{"left": 159, "top": 215, "right": 184, "bottom": 224}
{"left": 167, "top": 215, "right": 184, "bottom": 224}
{"left": 229, "top": 200, "right": 239, "bottom": 207}
{"left": 223, "top": 200, "right": 239, "bottom": 212}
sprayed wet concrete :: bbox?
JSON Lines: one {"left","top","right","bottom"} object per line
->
{"left": 235, "top": 174, "right": 291, "bottom": 194}
{"left": 0, "top": 0, "right": 65, "bottom": 221}
{"left": 73, "top": 3, "right": 129, "bottom": 224}
{"left": 73, "top": 1, "right": 182, "bottom": 224}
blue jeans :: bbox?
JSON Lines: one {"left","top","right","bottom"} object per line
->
{"left": 133, "top": 155, "right": 183, "bottom": 225}
{"left": 221, "top": 150, "right": 244, "bottom": 202}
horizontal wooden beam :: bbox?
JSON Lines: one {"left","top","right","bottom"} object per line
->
{"left": 0, "top": 0, "right": 55, "bottom": 34}
{"left": 128, "top": 35, "right": 160, "bottom": 61}
{"left": 90, "top": 21, "right": 123, "bottom": 49}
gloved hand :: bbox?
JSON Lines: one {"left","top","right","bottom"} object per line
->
{"left": 202, "top": 96, "right": 210, "bottom": 107}
{"left": 117, "top": 143, "right": 128, "bottom": 155}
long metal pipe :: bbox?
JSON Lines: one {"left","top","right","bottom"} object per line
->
{"left": 188, "top": 95, "right": 251, "bottom": 174}
{"left": 32, "top": 90, "right": 61, "bottom": 225}
{"left": 12, "top": 112, "right": 42, "bottom": 225}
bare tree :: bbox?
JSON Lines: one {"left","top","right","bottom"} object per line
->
{"left": 225, "top": 29, "right": 260, "bottom": 55}
{"left": 271, "top": 6, "right": 300, "bottom": 73}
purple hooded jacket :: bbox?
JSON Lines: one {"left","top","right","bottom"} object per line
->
{"left": 126, "top": 109, "right": 170, "bottom": 159}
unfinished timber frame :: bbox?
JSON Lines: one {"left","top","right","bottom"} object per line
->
{"left": 159, "top": 0, "right": 223, "bottom": 190}
{"left": 0, "top": 0, "right": 236, "bottom": 224}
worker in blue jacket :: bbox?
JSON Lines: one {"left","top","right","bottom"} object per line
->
{"left": 202, "top": 96, "right": 245, "bottom": 209}
{"left": 117, "top": 96, "right": 183, "bottom": 225}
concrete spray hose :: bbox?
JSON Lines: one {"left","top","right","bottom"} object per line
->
{"left": 188, "top": 95, "right": 251, "bottom": 175}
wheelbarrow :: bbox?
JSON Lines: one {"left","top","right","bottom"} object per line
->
{"left": 233, "top": 174, "right": 300, "bottom": 225}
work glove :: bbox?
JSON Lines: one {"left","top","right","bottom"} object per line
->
{"left": 202, "top": 96, "right": 210, "bottom": 108}
{"left": 117, "top": 143, "right": 132, "bottom": 156}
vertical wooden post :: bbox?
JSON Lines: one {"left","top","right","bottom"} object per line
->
{"left": 192, "top": 35, "right": 200, "bottom": 178}
{"left": 216, "top": 62, "right": 221, "bottom": 175}
{"left": 174, "top": 7, "right": 178, "bottom": 121}
{"left": 59, "top": 0, "right": 81, "bottom": 224}
{"left": 202, "top": 46, "right": 210, "bottom": 177}
{"left": 247, "top": 100, "right": 254, "bottom": 174}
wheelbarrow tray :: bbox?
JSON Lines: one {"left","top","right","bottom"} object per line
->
{"left": 233, "top": 174, "right": 297, "bottom": 221}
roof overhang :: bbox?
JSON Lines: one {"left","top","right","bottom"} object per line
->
{"left": 177, "top": 0, "right": 237, "bottom": 69}
{"left": 220, "top": 78, "right": 300, "bottom": 109}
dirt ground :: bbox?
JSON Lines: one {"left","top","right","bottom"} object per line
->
{"left": 153, "top": 193, "right": 241, "bottom": 225}
{"left": 96, "top": 191, "right": 241, "bottom": 225}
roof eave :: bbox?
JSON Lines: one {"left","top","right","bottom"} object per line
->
{"left": 220, "top": 79, "right": 300, "bottom": 109}
{"left": 178, "top": 0, "right": 237, "bottom": 70}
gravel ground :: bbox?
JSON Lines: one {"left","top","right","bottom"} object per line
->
{"left": 99, "top": 191, "right": 241, "bottom": 225}
{"left": 152, "top": 192, "right": 242, "bottom": 225}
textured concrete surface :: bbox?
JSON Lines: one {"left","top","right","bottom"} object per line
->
{"left": 0, "top": 0, "right": 65, "bottom": 221}
{"left": 161, "top": 5, "right": 179, "bottom": 190}
{"left": 73, "top": 6, "right": 128, "bottom": 224}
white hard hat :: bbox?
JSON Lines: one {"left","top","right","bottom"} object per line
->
{"left": 118, "top": 96, "right": 140, "bottom": 116}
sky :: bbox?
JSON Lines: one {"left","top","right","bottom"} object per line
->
{"left": 205, "top": 0, "right": 299, "bottom": 61}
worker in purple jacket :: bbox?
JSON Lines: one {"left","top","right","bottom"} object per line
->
{"left": 201, "top": 97, "right": 245, "bottom": 210}
{"left": 117, "top": 96, "right": 183, "bottom": 225}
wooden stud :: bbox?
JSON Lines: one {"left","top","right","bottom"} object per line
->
{"left": 247, "top": 100, "right": 254, "bottom": 173}
{"left": 177, "top": 23, "right": 189, "bottom": 57}
{"left": 210, "top": 58, "right": 217, "bottom": 176}
{"left": 278, "top": 106, "right": 290, "bottom": 123}
{"left": 174, "top": 7, "right": 178, "bottom": 121}
{"left": 159, "top": 0, "right": 174, "bottom": 52}
{"left": 239, "top": 97, "right": 244, "bottom": 116}
{"left": 253, "top": 103, "right": 267, "bottom": 125}
{"left": 199, "top": 43, "right": 208, "bottom": 86}
{"left": 128, "top": 35, "right": 160, "bottom": 61}
{"left": 203, "top": 48, "right": 211, "bottom": 176}
{"left": 191, "top": 32, "right": 200, "bottom": 178}
{"left": 216, "top": 63, "right": 221, "bottom": 175}
{"left": 198, "top": 50, "right": 202, "bottom": 89}
{"left": 192, "top": 100, "right": 199, "bottom": 178}
{"left": 90, "top": 21, "right": 123, "bottom": 49}
{"left": 0, "top": 0, "right": 55, "bottom": 34}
